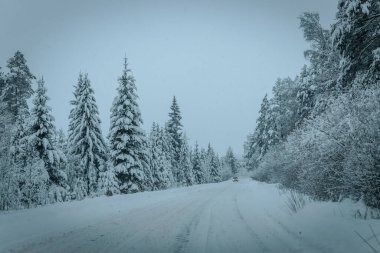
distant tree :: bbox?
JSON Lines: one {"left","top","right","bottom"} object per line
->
{"left": 180, "top": 134, "right": 194, "bottom": 186}
{"left": 244, "top": 94, "right": 279, "bottom": 170}
{"left": 149, "top": 123, "right": 173, "bottom": 190}
{"left": 109, "top": 58, "right": 150, "bottom": 193}
{"left": 166, "top": 96, "right": 183, "bottom": 183}
{"left": 199, "top": 147, "right": 208, "bottom": 183}
{"left": 0, "top": 67, "right": 5, "bottom": 95}
{"left": 225, "top": 147, "right": 238, "bottom": 175}
{"left": 3, "top": 51, "right": 35, "bottom": 120}
{"left": 192, "top": 143, "right": 203, "bottom": 184}
{"left": 208, "top": 145, "right": 221, "bottom": 183}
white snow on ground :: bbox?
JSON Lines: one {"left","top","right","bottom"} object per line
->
{"left": 1, "top": 178, "right": 379, "bottom": 253}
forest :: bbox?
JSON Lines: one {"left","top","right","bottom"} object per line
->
{"left": 244, "top": 1, "right": 380, "bottom": 210}
{"left": 0, "top": 55, "right": 240, "bottom": 211}
{"left": 0, "top": 0, "right": 379, "bottom": 214}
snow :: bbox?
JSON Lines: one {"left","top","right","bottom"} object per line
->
{"left": 0, "top": 178, "right": 379, "bottom": 253}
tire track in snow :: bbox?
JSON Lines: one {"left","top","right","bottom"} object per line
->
{"left": 264, "top": 210, "right": 334, "bottom": 253}
{"left": 173, "top": 186, "right": 229, "bottom": 253}
{"left": 233, "top": 196, "right": 271, "bottom": 253}
{"left": 173, "top": 198, "right": 211, "bottom": 253}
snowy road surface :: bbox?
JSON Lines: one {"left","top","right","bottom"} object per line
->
{"left": 0, "top": 178, "right": 378, "bottom": 253}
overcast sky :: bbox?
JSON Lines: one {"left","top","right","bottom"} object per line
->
{"left": 0, "top": 0, "right": 337, "bottom": 156}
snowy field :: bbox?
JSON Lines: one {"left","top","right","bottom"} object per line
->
{"left": 1, "top": 178, "right": 379, "bottom": 253}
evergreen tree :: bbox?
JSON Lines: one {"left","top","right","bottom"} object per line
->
{"left": 0, "top": 67, "right": 5, "bottom": 95}
{"left": 68, "top": 73, "right": 108, "bottom": 194}
{"left": 243, "top": 132, "right": 258, "bottom": 171}
{"left": 109, "top": 58, "right": 149, "bottom": 193}
{"left": 296, "top": 12, "right": 340, "bottom": 124}
{"left": 28, "top": 77, "right": 66, "bottom": 188}
{"left": 166, "top": 96, "right": 183, "bottom": 182}
{"left": 225, "top": 147, "right": 238, "bottom": 175}
{"left": 332, "top": 0, "right": 380, "bottom": 86}
{"left": 207, "top": 144, "right": 221, "bottom": 183}
{"left": 3, "top": 51, "right": 35, "bottom": 120}
{"left": 200, "top": 147, "right": 209, "bottom": 183}
{"left": 98, "top": 161, "right": 119, "bottom": 196}
{"left": 180, "top": 134, "right": 194, "bottom": 186}
{"left": 192, "top": 143, "right": 203, "bottom": 184}
{"left": 244, "top": 94, "right": 279, "bottom": 170}
{"left": 55, "top": 129, "right": 68, "bottom": 155}
{"left": 149, "top": 123, "right": 173, "bottom": 190}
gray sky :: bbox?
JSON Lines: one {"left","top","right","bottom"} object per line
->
{"left": 0, "top": 0, "right": 337, "bottom": 156}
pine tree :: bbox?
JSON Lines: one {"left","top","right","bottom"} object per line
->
{"left": 98, "top": 161, "right": 119, "bottom": 196}
{"left": 3, "top": 51, "right": 35, "bottom": 120}
{"left": 192, "top": 143, "right": 203, "bottom": 184}
{"left": 244, "top": 94, "right": 279, "bottom": 169}
{"left": 109, "top": 58, "right": 149, "bottom": 193}
{"left": 0, "top": 67, "right": 5, "bottom": 95}
{"left": 55, "top": 129, "right": 68, "bottom": 155}
{"left": 332, "top": 0, "right": 380, "bottom": 86}
{"left": 200, "top": 147, "right": 209, "bottom": 183}
{"left": 225, "top": 147, "right": 238, "bottom": 175}
{"left": 180, "top": 134, "right": 194, "bottom": 186}
{"left": 166, "top": 96, "right": 183, "bottom": 183}
{"left": 68, "top": 73, "right": 108, "bottom": 194}
{"left": 207, "top": 145, "right": 221, "bottom": 183}
{"left": 149, "top": 123, "right": 173, "bottom": 190}
{"left": 28, "top": 77, "right": 66, "bottom": 188}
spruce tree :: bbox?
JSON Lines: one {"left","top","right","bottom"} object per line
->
{"left": 207, "top": 144, "right": 221, "bottom": 183}
{"left": 109, "top": 58, "right": 149, "bottom": 193}
{"left": 166, "top": 96, "right": 183, "bottom": 182}
{"left": 225, "top": 147, "right": 238, "bottom": 175}
{"left": 332, "top": 0, "right": 380, "bottom": 86}
{"left": 29, "top": 77, "right": 66, "bottom": 187}
{"left": 149, "top": 123, "right": 173, "bottom": 190}
{"left": 0, "top": 67, "right": 5, "bottom": 95}
{"left": 98, "top": 161, "right": 119, "bottom": 196}
{"left": 192, "top": 143, "right": 203, "bottom": 184}
{"left": 68, "top": 73, "right": 108, "bottom": 194}
{"left": 3, "top": 51, "right": 35, "bottom": 120}
{"left": 180, "top": 134, "right": 194, "bottom": 186}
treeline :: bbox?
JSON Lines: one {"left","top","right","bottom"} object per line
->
{"left": 244, "top": 0, "right": 380, "bottom": 209}
{"left": 0, "top": 55, "right": 239, "bottom": 211}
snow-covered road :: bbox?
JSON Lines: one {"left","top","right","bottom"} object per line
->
{"left": 0, "top": 178, "right": 378, "bottom": 253}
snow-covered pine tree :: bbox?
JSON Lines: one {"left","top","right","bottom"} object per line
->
{"left": 207, "top": 145, "right": 221, "bottom": 183}
{"left": 192, "top": 143, "right": 203, "bottom": 184}
{"left": 225, "top": 147, "right": 238, "bottom": 175}
{"left": 244, "top": 94, "right": 279, "bottom": 169}
{"left": 243, "top": 132, "right": 258, "bottom": 171}
{"left": 98, "top": 161, "right": 119, "bottom": 196}
{"left": 149, "top": 122, "right": 173, "bottom": 190}
{"left": 332, "top": 0, "right": 380, "bottom": 86}
{"left": 109, "top": 58, "right": 150, "bottom": 193}
{"left": 28, "top": 77, "right": 66, "bottom": 193}
{"left": 200, "top": 147, "right": 209, "bottom": 183}
{"left": 3, "top": 51, "right": 35, "bottom": 121}
{"left": 180, "top": 134, "right": 194, "bottom": 186}
{"left": 68, "top": 73, "right": 108, "bottom": 195}
{"left": 166, "top": 96, "right": 183, "bottom": 183}
{"left": 55, "top": 129, "right": 68, "bottom": 155}
{"left": 0, "top": 67, "right": 5, "bottom": 95}
{"left": 0, "top": 100, "right": 22, "bottom": 210}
